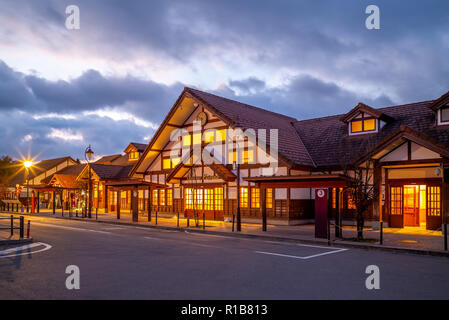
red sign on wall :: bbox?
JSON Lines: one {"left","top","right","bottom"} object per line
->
{"left": 315, "top": 188, "right": 328, "bottom": 239}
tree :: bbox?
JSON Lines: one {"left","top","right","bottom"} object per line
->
{"left": 0, "top": 155, "right": 15, "bottom": 185}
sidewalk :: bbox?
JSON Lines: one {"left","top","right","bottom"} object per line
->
{"left": 0, "top": 229, "right": 33, "bottom": 245}
{"left": 4, "top": 209, "right": 448, "bottom": 256}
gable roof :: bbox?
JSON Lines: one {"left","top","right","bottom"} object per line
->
{"left": 131, "top": 87, "right": 315, "bottom": 176}
{"left": 41, "top": 164, "right": 86, "bottom": 185}
{"left": 340, "top": 102, "right": 394, "bottom": 123}
{"left": 83, "top": 164, "right": 134, "bottom": 180}
{"left": 126, "top": 142, "right": 147, "bottom": 153}
{"left": 429, "top": 90, "right": 449, "bottom": 111}
{"left": 95, "top": 154, "right": 122, "bottom": 164}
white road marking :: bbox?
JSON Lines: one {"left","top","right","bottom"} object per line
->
{"left": 143, "top": 236, "right": 163, "bottom": 241}
{"left": 255, "top": 247, "right": 348, "bottom": 260}
{"left": 184, "top": 231, "right": 230, "bottom": 239}
{"left": 187, "top": 242, "right": 220, "bottom": 248}
{"left": 31, "top": 222, "right": 111, "bottom": 234}
{"left": 102, "top": 227, "right": 124, "bottom": 230}
{"left": 0, "top": 242, "right": 52, "bottom": 258}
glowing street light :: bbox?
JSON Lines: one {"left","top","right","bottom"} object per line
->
{"left": 23, "top": 160, "right": 33, "bottom": 213}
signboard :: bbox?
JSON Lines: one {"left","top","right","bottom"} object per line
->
{"left": 315, "top": 188, "right": 328, "bottom": 239}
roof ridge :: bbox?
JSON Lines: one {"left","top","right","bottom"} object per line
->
{"left": 186, "top": 87, "right": 298, "bottom": 121}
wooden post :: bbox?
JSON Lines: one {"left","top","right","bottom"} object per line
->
{"left": 104, "top": 185, "right": 108, "bottom": 213}
{"left": 132, "top": 186, "right": 138, "bottom": 222}
{"left": 116, "top": 190, "right": 120, "bottom": 220}
{"left": 52, "top": 191, "right": 56, "bottom": 214}
{"left": 36, "top": 191, "right": 40, "bottom": 213}
{"left": 148, "top": 186, "right": 152, "bottom": 222}
{"left": 261, "top": 187, "right": 267, "bottom": 232}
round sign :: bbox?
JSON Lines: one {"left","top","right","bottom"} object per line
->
{"left": 317, "top": 189, "right": 325, "bottom": 198}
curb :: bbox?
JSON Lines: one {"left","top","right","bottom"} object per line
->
{"left": 0, "top": 237, "right": 33, "bottom": 245}
{"left": 4, "top": 211, "right": 449, "bottom": 258}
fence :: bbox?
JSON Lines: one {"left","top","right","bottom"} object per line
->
{"left": 0, "top": 215, "right": 26, "bottom": 239}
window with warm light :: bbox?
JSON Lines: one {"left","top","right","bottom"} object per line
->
{"left": 167, "top": 189, "right": 173, "bottom": 206}
{"left": 204, "top": 189, "right": 213, "bottom": 210}
{"left": 251, "top": 188, "right": 260, "bottom": 208}
{"left": 240, "top": 187, "right": 249, "bottom": 208}
{"left": 266, "top": 188, "right": 273, "bottom": 209}
{"left": 163, "top": 158, "right": 171, "bottom": 170}
{"left": 216, "top": 129, "right": 226, "bottom": 142}
{"left": 244, "top": 149, "right": 254, "bottom": 164}
{"left": 129, "top": 151, "right": 140, "bottom": 160}
{"left": 194, "top": 189, "right": 203, "bottom": 210}
{"left": 193, "top": 133, "right": 202, "bottom": 145}
{"left": 160, "top": 189, "right": 166, "bottom": 206}
{"left": 153, "top": 189, "right": 158, "bottom": 206}
{"left": 183, "top": 134, "right": 191, "bottom": 146}
{"left": 185, "top": 188, "right": 193, "bottom": 209}
{"left": 214, "top": 187, "right": 224, "bottom": 211}
{"left": 204, "top": 131, "right": 215, "bottom": 143}
{"left": 350, "top": 118, "right": 376, "bottom": 134}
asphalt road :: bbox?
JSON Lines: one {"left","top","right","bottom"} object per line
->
{"left": 1, "top": 215, "right": 448, "bottom": 300}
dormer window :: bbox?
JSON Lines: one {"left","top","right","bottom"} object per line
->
{"left": 350, "top": 117, "right": 376, "bottom": 134}
{"left": 341, "top": 102, "right": 394, "bottom": 136}
{"left": 438, "top": 105, "right": 449, "bottom": 125}
{"left": 129, "top": 151, "right": 140, "bottom": 161}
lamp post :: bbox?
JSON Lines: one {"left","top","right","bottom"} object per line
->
{"left": 233, "top": 161, "right": 241, "bottom": 232}
{"left": 85, "top": 145, "right": 94, "bottom": 219}
{"left": 24, "top": 160, "right": 32, "bottom": 213}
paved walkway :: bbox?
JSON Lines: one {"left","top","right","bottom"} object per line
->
{"left": 3, "top": 208, "right": 448, "bottom": 254}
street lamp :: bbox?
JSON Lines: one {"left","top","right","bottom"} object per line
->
{"left": 24, "top": 160, "right": 32, "bottom": 213}
{"left": 85, "top": 145, "right": 94, "bottom": 219}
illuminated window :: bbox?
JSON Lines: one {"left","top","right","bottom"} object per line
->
{"left": 204, "top": 189, "right": 213, "bottom": 210}
{"left": 204, "top": 131, "right": 215, "bottom": 143}
{"left": 266, "top": 188, "right": 273, "bottom": 209}
{"left": 244, "top": 150, "right": 254, "bottom": 164}
{"left": 351, "top": 118, "right": 376, "bottom": 134}
{"left": 163, "top": 158, "right": 171, "bottom": 170}
{"left": 251, "top": 188, "right": 260, "bottom": 208}
{"left": 216, "top": 129, "right": 226, "bottom": 141}
{"left": 240, "top": 187, "right": 249, "bottom": 208}
{"left": 214, "top": 187, "right": 224, "bottom": 211}
{"left": 228, "top": 151, "right": 237, "bottom": 164}
{"left": 183, "top": 134, "right": 191, "bottom": 146}
{"left": 152, "top": 189, "right": 158, "bottom": 206}
{"left": 194, "top": 189, "right": 203, "bottom": 210}
{"left": 129, "top": 151, "right": 140, "bottom": 160}
{"left": 167, "top": 189, "right": 173, "bottom": 206}
{"left": 427, "top": 186, "right": 441, "bottom": 216}
{"left": 171, "top": 157, "right": 180, "bottom": 167}
{"left": 185, "top": 188, "right": 193, "bottom": 209}
{"left": 160, "top": 189, "right": 166, "bottom": 206}
{"left": 390, "top": 187, "right": 402, "bottom": 215}
{"left": 347, "top": 191, "right": 356, "bottom": 210}
{"left": 193, "top": 133, "right": 202, "bottom": 145}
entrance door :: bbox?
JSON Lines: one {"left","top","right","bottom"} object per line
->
{"left": 389, "top": 186, "right": 404, "bottom": 228}
{"left": 426, "top": 185, "right": 442, "bottom": 230}
{"left": 404, "top": 186, "right": 419, "bottom": 226}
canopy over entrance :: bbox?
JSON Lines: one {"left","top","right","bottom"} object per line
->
{"left": 244, "top": 174, "right": 349, "bottom": 188}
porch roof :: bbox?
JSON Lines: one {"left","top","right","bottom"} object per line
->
{"left": 244, "top": 174, "right": 348, "bottom": 188}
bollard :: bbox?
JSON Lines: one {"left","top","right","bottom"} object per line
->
{"left": 19, "top": 216, "right": 24, "bottom": 239}
{"left": 10, "top": 215, "right": 13, "bottom": 236}
{"left": 232, "top": 214, "right": 235, "bottom": 232}
{"left": 203, "top": 213, "right": 205, "bottom": 231}
{"left": 177, "top": 212, "right": 179, "bottom": 228}
{"left": 380, "top": 221, "right": 383, "bottom": 245}
{"left": 27, "top": 220, "right": 30, "bottom": 238}
{"left": 155, "top": 212, "right": 158, "bottom": 225}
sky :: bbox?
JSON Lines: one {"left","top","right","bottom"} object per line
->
{"left": 0, "top": 0, "right": 448, "bottom": 161}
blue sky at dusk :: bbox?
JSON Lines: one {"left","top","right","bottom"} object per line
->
{"left": 1, "top": 0, "right": 448, "bottom": 161}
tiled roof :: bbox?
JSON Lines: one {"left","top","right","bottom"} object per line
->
{"left": 89, "top": 164, "right": 134, "bottom": 180}
{"left": 41, "top": 164, "right": 86, "bottom": 185}
{"left": 95, "top": 154, "right": 122, "bottom": 164}
{"left": 129, "top": 142, "right": 147, "bottom": 152}
{"left": 186, "top": 87, "right": 315, "bottom": 167}
{"left": 294, "top": 100, "right": 442, "bottom": 168}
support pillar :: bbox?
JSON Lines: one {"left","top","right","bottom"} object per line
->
{"left": 148, "top": 186, "right": 152, "bottom": 222}
{"left": 131, "top": 186, "right": 138, "bottom": 222}
{"left": 52, "top": 191, "right": 56, "bottom": 214}
{"left": 104, "top": 185, "right": 108, "bottom": 213}
{"left": 261, "top": 186, "right": 267, "bottom": 232}
{"left": 116, "top": 190, "right": 120, "bottom": 220}
{"left": 36, "top": 192, "right": 40, "bottom": 213}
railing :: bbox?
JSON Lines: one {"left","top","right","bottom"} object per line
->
{"left": 0, "top": 215, "right": 26, "bottom": 239}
